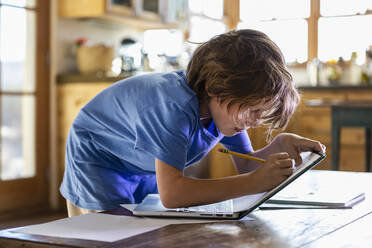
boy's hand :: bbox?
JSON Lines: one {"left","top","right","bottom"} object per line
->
{"left": 278, "top": 133, "right": 326, "bottom": 166}
{"left": 252, "top": 152, "right": 294, "bottom": 192}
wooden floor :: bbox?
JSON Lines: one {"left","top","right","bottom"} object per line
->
{"left": 0, "top": 211, "right": 68, "bottom": 230}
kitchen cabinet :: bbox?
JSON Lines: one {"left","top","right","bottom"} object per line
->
{"left": 58, "top": 0, "right": 106, "bottom": 18}
{"left": 58, "top": 0, "right": 188, "bottom": 29}
{"left": 106, "top": 0, "right": 134, "bottom": 17}
{"left": 290, "top": 90, "right": 370, "bottom": 172}
{"left": 208, "top": 87, "right": 372, "bottom": 178}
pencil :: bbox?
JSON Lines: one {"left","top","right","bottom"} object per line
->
{"left": 218, "top": 148, "right": 266, "bottom": 163}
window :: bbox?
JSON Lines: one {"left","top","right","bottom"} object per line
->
{"left": 239, "top": 0, "right": 310, "bottom": 63}
{"left": 318, "top": 0, "right": 372, "bottom": 62}
{"left": 187, "top": 0, "right": 226, "bottom": 43}
{"left": 320, "top": 0, "right": 370, "bottom": 16}
{"left": 238, "top": 0, "right": 372, "bottom": 63}
{"left": 239, "top": 19, "right": 308, "bottom": 63}
{"left": 143, "top": 29, "right": 184, "bottom": 71}
{"left": 186, "top": 0, "right": 372, "bottom": 64}
{"left": 0, "top": 2, "right": 36, "bottom": 180}
{"left": 188, "top": 0, "right": 224, "bottom": 19}
{"left": 189, "top": 16, "right": 226, "bottom": 43}
{"left": 0, "top": 0, "right": 50, "bottom": 214}
{"left": 240, "top": 0, "right": 310, "bottom": 21}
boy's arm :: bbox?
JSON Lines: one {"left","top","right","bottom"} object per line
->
{"left": 155, "top": 153, "right": 293, "bottom": 208}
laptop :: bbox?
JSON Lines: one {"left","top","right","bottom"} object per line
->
{"left": 133, "top": 151, "right": 326, "bottom": 220}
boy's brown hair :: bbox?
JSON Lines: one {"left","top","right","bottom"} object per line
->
{"left": 186, "top": 29, "right": 300, "bottom": 138}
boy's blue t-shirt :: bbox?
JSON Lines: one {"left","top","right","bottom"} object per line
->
{"left": 60, "top": 70, "right": 253, "bottom": 210}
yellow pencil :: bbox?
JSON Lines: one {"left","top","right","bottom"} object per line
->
{"left": 218, "top": 148, "right": 266, "bottom": 163}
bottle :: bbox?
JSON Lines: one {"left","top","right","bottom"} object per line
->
{"left": 325, "top": 59, "right": 342, "bottom": 85}
{"left": 307, "top": 58, "right": 320, "bottom": 86}
{"left": 361, "top": 47, "right": 372, "bottom": 85}
{"left": 349, "top": 52, "right": 362, "bottom": 85}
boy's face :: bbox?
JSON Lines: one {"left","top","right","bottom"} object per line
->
{"left": 208, "top": 97, "right": 271, "bottom": 137}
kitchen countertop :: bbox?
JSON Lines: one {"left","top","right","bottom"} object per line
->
{"left": 299, "top": 84, "right": 372, "bottom": 90}
{"left": 57, "top": 72, "right": 135, "bottom": 83}
{"left": 57, "top": 74, "right": 372, "bottom": 90}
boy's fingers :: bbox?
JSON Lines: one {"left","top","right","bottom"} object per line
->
{"left": 269, "top": 152, "right": 290, "bottom": 160}
{"left": 320, "top": 144, "right": 327, "bottom": 153}
{"left": 278, "top": 159, "right": 293, "bottom": 168}
{"left": 299, "top": 139, "right": 326, "bottom": 154}
{"left": 294, "top": 156, "right": 302, "bottom": 166}
{"left": 282, "top": 167, "right": 294, "bottom": 177}
{"left": 313, "top": 141, "right": 326, "bottom": 153}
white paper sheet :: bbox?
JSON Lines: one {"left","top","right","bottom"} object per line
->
{"left": 15, "top": 211, "right": 253, "bottom": 243}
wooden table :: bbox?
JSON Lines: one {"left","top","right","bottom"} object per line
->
{"left": 306, "top": 99, "right": 372, "bottom": 171}
{"left": 1, "top": 170, "right": 371, "bottom": 248}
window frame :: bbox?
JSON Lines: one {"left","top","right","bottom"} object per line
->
{"left": 224, "top": 0, "right": 372, "bottom": 61}
{"left": 189, "top": 0, "right": 372, "bottom": 62}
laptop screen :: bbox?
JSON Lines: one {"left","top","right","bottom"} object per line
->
{"left": 235, "top": 151, "right": 326, "bottom": 216}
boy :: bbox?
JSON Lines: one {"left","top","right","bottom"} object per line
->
{"left": 60, "top": 29, "right": 325, "bottom": 216}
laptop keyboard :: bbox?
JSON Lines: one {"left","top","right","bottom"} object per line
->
{"left": 176, "top": 200, "right": 234, "bottom": 214}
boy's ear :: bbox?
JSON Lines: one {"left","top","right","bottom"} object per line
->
{"left": 205, "top": 85, "right": 214, "bottom": 98}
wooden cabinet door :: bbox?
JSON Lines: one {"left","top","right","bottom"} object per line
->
{"left": 58, "top": 0, "right": 105, "bottom": 18}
